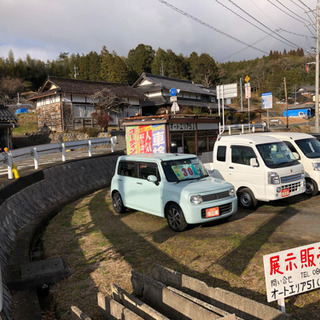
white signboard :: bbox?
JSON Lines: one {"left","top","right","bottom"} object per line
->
{"left": 261, "top": 92, "right": 273, "bottom": 109}
{"left": 263, "top": 242, "right": 320, "bottom": 302}
{"left": 169, "top": 123, "right": 195, "bottom": 131}
{"left": 245, "top": 83, "right": 251, "bottom": 99}
{"left": 216, "top": 83, "right": 237, "bottom": 99}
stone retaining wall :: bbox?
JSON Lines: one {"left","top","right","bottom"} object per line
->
{"left": 0, "top": 152, "right": 121, "bottom": 320}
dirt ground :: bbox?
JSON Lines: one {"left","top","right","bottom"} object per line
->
{"left": 42, "top": 189, "right": 320, "bottom": 320}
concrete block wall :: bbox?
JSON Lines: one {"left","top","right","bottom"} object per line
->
{"left": 0, "top": 152, "right": 121, "bottom": 320}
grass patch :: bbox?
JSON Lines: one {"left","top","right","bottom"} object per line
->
{"left": 42, "top": 189, "right": 320, "bottom": 319}
{"left": 13, "top": 112, "right": 38, "bottom": 134}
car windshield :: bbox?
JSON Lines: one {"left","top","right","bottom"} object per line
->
{"left": 161, "top": 157, "right": 209, "bottom": 182}
{"left": 256, "top": 141, "right": 299, "bottom": 168}
{"left": 295, "top": 138, "right": 320, "bottom": 159}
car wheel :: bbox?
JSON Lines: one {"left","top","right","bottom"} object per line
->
{"left": 166, "top": 203, "right": 188, "bottom": 232}
{"left": 112, "top": 191, "right": 126, "bottom": 213}
{"left": 238, "top": 188, "right": 257, "bottom": 209}
{"left": 305, "top": 179, "right": 318, "bottom": 197}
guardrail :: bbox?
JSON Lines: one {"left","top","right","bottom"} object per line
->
{"left": 219, "top": 122, "right": 266, "bottom": 135}
{"left": 0, "top": 136, "right": 117, "bottom": 179}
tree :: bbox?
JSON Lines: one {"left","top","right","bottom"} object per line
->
{"left": 189, "top": 53, "right": 219, "bottom": 87}
{"left": 91, "top": 88, "right": 130, "bottom": 131}
{"left": 126, "top": 44, "right": 155, "bottom": 83}
{"left": 0, "top": 77, "right": 25, "bottom": 104}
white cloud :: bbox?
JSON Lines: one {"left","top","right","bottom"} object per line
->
{"left": 0, "top": 0, "right": 316, "bottom": 62}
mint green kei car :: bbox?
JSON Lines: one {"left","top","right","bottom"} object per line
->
{"left": 111, "top": 153, "right": 237, "bottom": 232}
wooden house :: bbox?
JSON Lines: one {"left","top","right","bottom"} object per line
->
{"left": 133, "top": 73, "right": 217, "bottom": 115}
{"left": 0, "top": 105, "right": 18, "bottom": 151}
{"left": 28, "top": 76, "right": 144, "bottom": 132}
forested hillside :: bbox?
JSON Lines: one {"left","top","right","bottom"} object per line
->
{"left": 0, "top": 44, "right": 315, "bottom": 105}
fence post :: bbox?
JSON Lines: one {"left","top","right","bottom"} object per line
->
{"left": 88, "top": 140, "right": 92, "bottom": 157}
{"left": 33, "top": 147, "right": 39, "bottom": 169}
{"left": 62, "top": 143, "right": 66, "bottom": 162}
{"left": 228, "top": 126, "right": 231, "bottom": 135}
{"left": 6, "top": 152, "right": 14, "bottom": 180}
{"left": 241, "top": 125, "right": 244, "bottom": 134}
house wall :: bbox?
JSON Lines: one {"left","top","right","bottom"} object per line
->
{"left": 37, "top": 102, "right": 63, "bottom": 132}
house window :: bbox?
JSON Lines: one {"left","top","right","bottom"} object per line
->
{"left": 73, "top": 104, "right": 95, "bottom": 118}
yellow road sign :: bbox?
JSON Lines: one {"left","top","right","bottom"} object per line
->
{"left": 245, "top": 75, "right": 250, "bottom": 83}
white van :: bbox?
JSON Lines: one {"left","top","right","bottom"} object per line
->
{"left": 205, "top": 134, "right": 306, "bottom": 209}
{"left": 263, "top": 132, "right": 320, "bottom": 196}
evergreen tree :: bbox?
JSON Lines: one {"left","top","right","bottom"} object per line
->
{"left": 127, "top": 44, "right": 155, "bottom": 83}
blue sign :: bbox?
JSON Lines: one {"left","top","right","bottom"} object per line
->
{"left": 170, "top": 88, "right": 177, "bottom": 97}
{"left": 261, "top": 92, "right": 273, "bottom": 109}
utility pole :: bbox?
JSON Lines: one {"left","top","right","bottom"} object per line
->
{"left": 240, "top": 77, "right": 243, "bottom": 111}
{"left": 284, "top": 77, "right": 288, "bottom": 129}
{"left": 315, "top": 3, "right": 319, "bottom": 133}
{"left": 74, "top": 65, "right": 79, "bottom": 79}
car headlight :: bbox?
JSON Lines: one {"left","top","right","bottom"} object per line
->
{"left": 190, "top": 195, "right": 203, "bottom": 204}
{"left": 313, "top": 163, "right": 320, "bottom": 171}
{"left": 268, "top": 172, "right": 280, "bottom": 184}
{"left": 229, "top": 188, "right": 235, "bottom": 197}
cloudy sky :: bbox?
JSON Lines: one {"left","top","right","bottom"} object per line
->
{"left": 0, "top": 0, "right": 317, "bottom": 63}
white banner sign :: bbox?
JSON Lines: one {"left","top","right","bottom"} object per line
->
{"left": 263, "top": 242, "right": 320, "bottom": 302}
{"left": 245, "top": 83, "right": 251, "bottom": 99}
{"left": 216, "top": 83, "right": 237, "bottom": 99}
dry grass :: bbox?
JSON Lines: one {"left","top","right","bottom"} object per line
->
{"left": 42, "top": 189, "right": 320, "bottom": 319}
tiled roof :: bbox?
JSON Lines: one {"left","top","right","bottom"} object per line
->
{"left": 133, "top": 73, "right": 215, "bottom": 96}
{"left": 0, "top": 105, "right": 18, "bottom": 123}
{"left": 28, "top": 76, "right": 145, "bottom": 100}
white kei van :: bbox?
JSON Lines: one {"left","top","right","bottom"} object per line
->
{"left": 206, "top": 134, "right": 306, "bottom": 209}
{"left": 263, "top": 132, "right": 320, "bottom": 196}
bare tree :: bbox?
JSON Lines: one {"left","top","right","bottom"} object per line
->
{"left": 0, "top": 77, "right": 25, "bottom": 104}
{"left": 91, "top": 88, "right": 130, "bottom": 131}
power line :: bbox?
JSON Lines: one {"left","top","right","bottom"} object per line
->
{"left": 224, "top": 0, "right": 300, "bottom": 49}
{"left": 275, "top": 0, "right": 309, "bottom": 22}
{"left": 220, "top": 34, "right": 270, "bottom": 62}
{"left": 266, "top": 0, "right": 307, "bottom": 24}
{"left": 297, "top": 0, "right": 314, "bottom": 13}
{"left": 156, "top": 0, "right": 269, "bottom": 55}
{"left": 289, "top": 0, "right": 307, "bottom": 11}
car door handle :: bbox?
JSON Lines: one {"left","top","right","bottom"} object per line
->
{"left": 136, "top": 182, "right": 143, "bottom": 185}
{"left": 229, "top": 166, "right": 234, "bottom": 170}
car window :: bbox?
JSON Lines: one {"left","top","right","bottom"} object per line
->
{"left": 118, "top": 161, "right": 137, "bottom": 177}
{"left": 284, "top": 141, "right": 297, "bottom": 153}
{"left": 231, "top": 146, "right": 256, "bottom": 165}
{"left": 162, "top": 157, "right": 208, "bottom": 182}
{"left": 138, "top": 162, "right": 160, "bottom": 181}
{"left": 217, "top": 146, "right": 226, "bottom": 162}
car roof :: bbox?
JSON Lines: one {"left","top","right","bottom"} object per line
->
{"left": 263, "top": 132, "right": 314, "bottom": 141}
{"left": 118, "top": 153, "right": 197, "bottom": 162}
{"left": 217, "top": 133, "right": 282, "bottom": 144}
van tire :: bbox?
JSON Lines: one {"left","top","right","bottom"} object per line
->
{"left": 305, "top": 178, "right": 318, "bottom": 197}
{"left": 166, "top": 203, "right": 188, "bottom": 232}
{"left": 112, "top": 191, "right": 126, "bottom": 213}
{"left": 238, "top": 188, "right": 257, "bottom": 209}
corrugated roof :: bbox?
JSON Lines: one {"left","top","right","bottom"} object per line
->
{"left": 28, "top": 76, "right": 145, "bottom": 100}
{"left": 0, "top": 105, "right": 18, "bottom": 123}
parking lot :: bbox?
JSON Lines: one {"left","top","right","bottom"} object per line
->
{"left": 42, "top": 188, "right": 320, "bottom": 319}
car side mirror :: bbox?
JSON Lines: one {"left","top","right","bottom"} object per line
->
{"left": 250, "top": 158, "right": 259, "bottom": 167}
{"left": 147, "top": 175, "right": 158, "bottom": 185}
{"left": 292, "top": 152, "right": 300, "bottom": 160}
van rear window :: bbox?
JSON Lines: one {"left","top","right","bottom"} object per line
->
{"left": 217, "top": 146, "right": 226, "bottom": 162}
